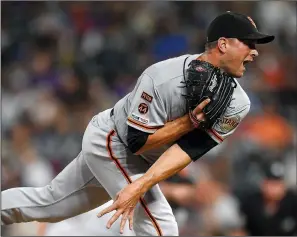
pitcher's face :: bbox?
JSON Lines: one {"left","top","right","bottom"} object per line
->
{"left": 219, "top": 38, "right": 259, "bottom": 78}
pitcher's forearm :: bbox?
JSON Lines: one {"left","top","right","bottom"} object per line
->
{"left": 135, "top": 115, "right": 193, "bottom": 155}
{"left": 135, "top": 144, "right": 192, "bottom": 192}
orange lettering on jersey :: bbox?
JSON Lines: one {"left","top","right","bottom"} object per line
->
{"left": 217, "top": 115, "right": 240, "bottom": 134}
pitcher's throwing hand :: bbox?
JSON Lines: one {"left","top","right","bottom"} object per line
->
{"left": 98, "top": 181, "right": 143, "bottom": 233}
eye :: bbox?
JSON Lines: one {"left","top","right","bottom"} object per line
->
{"left": 242, "top": 40, "right": 256, "bottom": 50}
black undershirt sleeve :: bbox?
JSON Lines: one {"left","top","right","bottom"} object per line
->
{"left": 127, "top": 125, "right": 149, "bottom": 153}
{"left": 176, "top": 129, "right": 218, "bottom": 162}
{"left": 127, "top": 125, "right": 218, "bottom": 160}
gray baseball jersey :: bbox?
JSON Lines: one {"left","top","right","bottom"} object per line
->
{"left": 113, "top": 54, "right": 250, "bottom": 163}
{"left": 1, "top": 53, "right": 249, "bottom": 236}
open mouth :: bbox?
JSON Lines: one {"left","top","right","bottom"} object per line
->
{"left": 243, "top": 60, "right": 251, "bottom": 66}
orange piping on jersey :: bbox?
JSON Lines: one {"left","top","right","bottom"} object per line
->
{"left": 127, "top": 117, "right": 164, "bottom": 130}
{"left": 106, "top": 130, "right": 163, "bottom": 236}
{"left": 208, "top": 128, "right": 224, "bottom": 143}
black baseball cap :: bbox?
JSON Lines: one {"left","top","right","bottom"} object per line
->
{"left": 207, "top": 11, "right": 275, "bottom": 44}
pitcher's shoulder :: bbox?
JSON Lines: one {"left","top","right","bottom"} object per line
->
{"left": 226, "top": 80, "right": 251, "bottom": 115}
{"left": 143, "top": 54, "right": 194, "bottom": 86}
{"left": 234, "top": 80, "right": 250, "bottom": 103}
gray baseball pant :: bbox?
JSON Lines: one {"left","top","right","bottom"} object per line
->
{"left": 1, "top": 109, "right": 178, "bottom": 236}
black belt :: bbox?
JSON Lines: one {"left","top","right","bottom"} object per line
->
{"left": 110, "top": 108, "right": 114, "bottom": 117}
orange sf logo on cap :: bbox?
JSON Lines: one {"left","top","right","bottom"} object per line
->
{"left": 247, "top": 16, "right": 257, "bottom": 29}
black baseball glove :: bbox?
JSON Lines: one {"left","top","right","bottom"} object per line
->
{"left": 182, "top": 59, "right": 237, "bottom": 130}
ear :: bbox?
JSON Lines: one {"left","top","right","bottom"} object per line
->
{"left": 217, "top": 38, "right": 228, "bottom": 54}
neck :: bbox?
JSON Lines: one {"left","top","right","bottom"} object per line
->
{"left": 198, "top": 50, "right": 222, "bottom": 68}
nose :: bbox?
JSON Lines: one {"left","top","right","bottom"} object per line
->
{"left": 251, "top": 49, "right": 259, "bottom": 58}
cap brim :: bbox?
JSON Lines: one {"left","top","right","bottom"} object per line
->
{"left": 243, "top": 32, "right": 275, "bottom": 44}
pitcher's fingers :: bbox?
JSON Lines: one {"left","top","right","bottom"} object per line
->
{"left": 193, "top": 98, "right": 211, "bottom": 115}
{"left": 128, "top": 209, "right": 134, "bottom": 230}
{"left": 195, "top": 112, "right": 206, "bottom": 121}
{"left": 107, "top": 209, "right": 123, "bottom": 229}
{"left": 97, "top": 202, "right": 118, "bottom": 218}
{"left": 119, "top": 211, "right": 129, "bottom": 234}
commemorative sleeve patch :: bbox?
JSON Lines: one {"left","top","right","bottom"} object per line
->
{"left": 215, "top": 115, "right": 241, "bottom": 135}
{"left": 138, "top": 103, "right": 149, "bottom": 114}
{"left": 141, "top": 91, "right": 153, "bottom": 103}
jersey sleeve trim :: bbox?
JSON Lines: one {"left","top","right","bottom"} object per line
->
{"left": 127, "top": 117, "right": 164, "bottom": 131}
{"left": 207, "top": 128, "right": 224, "bottom": 143}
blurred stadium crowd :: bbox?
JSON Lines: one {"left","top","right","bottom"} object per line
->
{"left": 1, "top": 1, "right": 297, "bottom": 236}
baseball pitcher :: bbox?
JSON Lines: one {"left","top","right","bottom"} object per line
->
{"left": 1, "top": 12, "right": 274, "bottom": 236}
